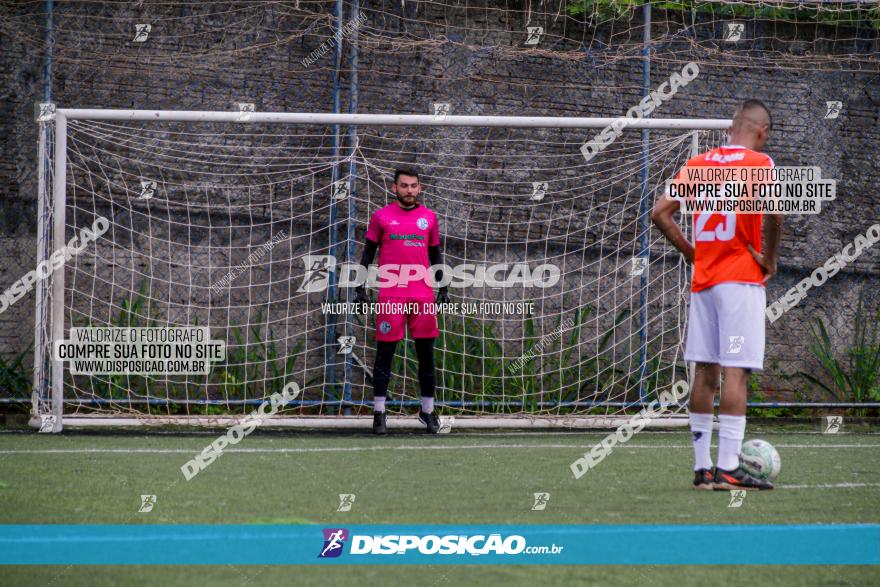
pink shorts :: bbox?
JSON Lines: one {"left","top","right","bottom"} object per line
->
{"left": 375, "top": 296, "right": 438, "bottom": 342}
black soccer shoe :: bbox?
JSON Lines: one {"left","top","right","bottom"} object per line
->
{"left": 418, "top": 411, "right": 441, "bottom": 434}
{"left": 713, "top": 466, "right": 774, "bottom": 490}
{"left": 372, "top": 411, "right": 387, "bottom": 435}
{"left": 692, "top": 468, "right": 715, "bottom": 490}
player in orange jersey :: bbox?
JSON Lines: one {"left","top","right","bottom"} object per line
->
{"left": 651, "top": 100, "right": 783, "bottom": 490}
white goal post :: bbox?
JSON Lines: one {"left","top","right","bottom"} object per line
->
{"left": 32, "top": 108, "right": 730, "bottom": 432}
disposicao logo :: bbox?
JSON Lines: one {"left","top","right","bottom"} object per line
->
{"left": 318, "top": 528, "right": 349, "bottom": 558}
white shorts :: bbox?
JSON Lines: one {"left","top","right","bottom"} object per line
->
{"left": 684, "top": 282, "right": 766, "bottom": 370}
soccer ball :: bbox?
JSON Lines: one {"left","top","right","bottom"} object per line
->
{"left": 739, "top": 439, "right": 781, "bottom": 481}
{"left": 438, "top": 416, "right": 454, "bottom": 434}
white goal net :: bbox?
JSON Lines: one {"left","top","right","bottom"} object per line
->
{"left": 32, "top": 109, "right": 728, "bottom": 430}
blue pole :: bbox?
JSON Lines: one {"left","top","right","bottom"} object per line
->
{"left": 324, "top": 0, "right": 345, "bottom": 413}
{"left": 637, "top": 2, "right": 651, "bottom": 403}
{"left": 44, "top": 0, "right": 53, "bottom": 102}
{"left": 341, "top": 0, "right": 360, "bottom": 415}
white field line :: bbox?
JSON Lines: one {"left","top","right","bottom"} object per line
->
{"left": 451, "top": 431, "right": 880, "bottom": 436}
{"left": 2, "top": 447, "right": 878, "bottom": 491}
{"left": 777, "top": 482, "right": 880, "bottom": 490}
{"left": 5, "top": 430, "right": 880, "bottom": 437}
{"left": 1, "top": 443, "right": 879, "bottom": 455}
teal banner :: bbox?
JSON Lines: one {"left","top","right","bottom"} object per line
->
{"left": 1, "top": 525, "right": 878, "bottom": 565}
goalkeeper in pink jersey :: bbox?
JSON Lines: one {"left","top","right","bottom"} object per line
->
{"left": 354, "top": 168, "right": 450, "bottom": 435}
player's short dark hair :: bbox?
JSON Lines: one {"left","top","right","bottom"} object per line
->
{"left": 740, "top": 99, "right": 772, "bottom": 131}
{"left": 394, "top": 168, "right": 420, "bottom": 183}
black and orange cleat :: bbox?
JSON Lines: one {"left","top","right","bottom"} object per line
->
{"left": 713, "top": 466, "right": 774, "bottom": 490}
{"left": 693, "top": 468, "right": 715, "bottom": 490}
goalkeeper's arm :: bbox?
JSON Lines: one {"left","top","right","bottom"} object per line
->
{"left": 428, "top": 245, "right": 450, "bottom": 303}
{"left": 354, "top": 238, "right": 378, "bottom": 303}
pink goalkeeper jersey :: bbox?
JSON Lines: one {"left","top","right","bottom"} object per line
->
{"left": 365, "top": 203, "right": 440, "bottom": 299}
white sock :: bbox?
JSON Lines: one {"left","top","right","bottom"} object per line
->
{"left": 688, "top": 412, "right": 714, "bottom": 471}
{"left": 420, "top": 396, "right": 434, "bottom": 414}
{"left": 373, "top": 396, "right": 386, "bottom": 413}
{"left": 717, "top": 414, "right": 746, "bottom": 471}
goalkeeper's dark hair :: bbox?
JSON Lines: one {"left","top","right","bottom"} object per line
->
{"left": 740, "top": 99, "right": 772, "bottom": 131}
{"left": 394, "top": 168, "right": 420, "bottom": 183}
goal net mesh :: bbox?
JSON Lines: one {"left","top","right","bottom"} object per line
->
{"left": 36, "top": 117, "right": 727, "bottom": 421}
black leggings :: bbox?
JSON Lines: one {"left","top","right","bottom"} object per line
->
{"left": 373, "top": 338, "right": 435, "bottom": 398}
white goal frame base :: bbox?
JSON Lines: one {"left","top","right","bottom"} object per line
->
{"left": 43, "top": 414, "right": 690, "bottom": 430}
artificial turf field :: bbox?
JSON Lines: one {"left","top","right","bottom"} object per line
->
{"left": 0, "top": 425, "right": 878, "bottom": 585}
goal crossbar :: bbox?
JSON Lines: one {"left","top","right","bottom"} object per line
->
{"left": 57, "top": 108, "right": 732, "bottom": 129}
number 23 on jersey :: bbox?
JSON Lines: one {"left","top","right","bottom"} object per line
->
{"left": 695, "top": 211, "right": 736, "bottom": 242}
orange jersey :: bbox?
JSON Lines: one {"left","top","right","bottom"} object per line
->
{"left": 677, "top": 145, "right": 775, "bottom": 292}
